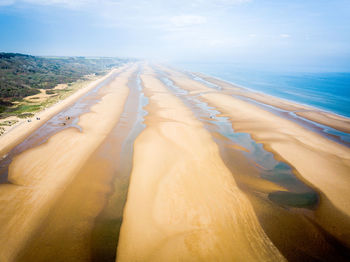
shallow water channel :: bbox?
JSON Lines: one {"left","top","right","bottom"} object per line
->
{"left": 12, "top": 66, "right": 148, "bottom": 262}
{"left": 156, "top": 71, "right": 319, "bottom": 209}
{"left": 0, "top": 67, "right": 128, "bottom": 184}
{"left": 90, "top": 68, "right": 148, "bottom": 262}
{"left": 189, "top": 72, "right": 350, "bottom": 146}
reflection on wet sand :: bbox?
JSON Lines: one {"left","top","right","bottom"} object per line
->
{"left": 0, "top": 63, "right": 349, "bottom": 262}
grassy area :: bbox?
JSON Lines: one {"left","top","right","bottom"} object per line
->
{"left": 12, "top": 104, "right": 42, "bottom": 114}
{"left": 1, "top": 100, "right": 44, "bottom": 118}
{"left": 0, "top": 119, "right": 18, "bottom": 126}
{"left": 0, "top": 53, "right": 130, "bottom": 117}
{"left": 0, "top": 52, "right": 131, "bottom": 136}
{"left": 0, "top": 75, "right": 99, "bottom": 120}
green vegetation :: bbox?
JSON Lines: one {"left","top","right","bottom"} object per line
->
{"left": 11, "top": 104, "right": 42, "bottom": 114}
{"left": 0, "top": 76, "right": 99, "bottom": 120}
{"left": 0, "top": 52, "right": 129, "bottom": 118}
{"left": 0, "top": 119, "right": 18, "bottom": 126}
{"left": 45, "top": 90, "right": 55, "bottom": 95}
{"left": 17, "top": 113, "right": 35, "bottom": 119}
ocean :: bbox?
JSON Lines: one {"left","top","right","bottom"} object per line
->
{"left": 176, "top": 63, "right": 350, "bottom": 118}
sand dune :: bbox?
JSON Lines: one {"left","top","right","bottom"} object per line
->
{"left": 0, "top": 66, "right": 136, "bottom": 262}
{"left": 117, "top": 67, "right": 285, "bottom": 262}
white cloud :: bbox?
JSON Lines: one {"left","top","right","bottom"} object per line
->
{"left": 170, "top": 15, "right": 206, "bottom": 27}
{"left": 280, "top": 34, "right": 291, "bottom": 38}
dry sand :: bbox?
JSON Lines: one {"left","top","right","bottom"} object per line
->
{"left": 117, "top": 67, "right": 285, "bottom": 262}
{"left": 0, "top": 66, "right": 136, "bottom": 262}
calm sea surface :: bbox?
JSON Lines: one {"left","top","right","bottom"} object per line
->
{"left": 176, "top": 63, "right": 350, "bottom": 118}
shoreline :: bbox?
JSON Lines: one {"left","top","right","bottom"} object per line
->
{"left": 0, "top": 62, "right": 349, "bottom": 261}
{"left": 0, "top": 64, "right": 128, "bottom": 158}
{"left": 187, "top": 68, "right": 350, "bottom": 118}
{"left": 190, "top": 71, "right": 350, "bottom": 134}
{"left": 159, "top": 65, "right": 350, "bottom": 249}
{"left": 163, "top": 80, "right": 348, "bottom": 260}
{"left": 233, "top": 94, "right": 350, "bottom": 146}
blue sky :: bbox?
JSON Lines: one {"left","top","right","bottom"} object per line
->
{"left": 1, "top": 0, "right": 350, "bottom": 70}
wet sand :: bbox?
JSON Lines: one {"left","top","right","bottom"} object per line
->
{"left": 117, "top": 67, "right": 285, "bottom": 261}
{"left": 160, "top": 66, "right": 350, "bottom": 253}
{"left": 0, "top": 65, "right": 128, "bottom": 158}
{"left": 14, "top": 67, "right": 146, "bottom": 262}
{"left": 202, "top": 92, "right": 350, "bottom": 211}
{"left": 200, "top": 93, "right": 350, "bottom": 227}
{"left": 296, "top": 110, "right": 350, "bottom": 133}
{"left": 155, "top": 66, "right": 350, "bottom": 261}
{"left": 193, "top": 72, "right": 350, "bottom": 134}
{"left": 0, "top": 66, "right": 136, "bottom": 262}
{"left": 1, "top": 62, "right": 349, "bottom": 262}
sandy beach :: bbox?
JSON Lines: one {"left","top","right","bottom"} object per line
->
{"left": 201, "top": 92, "right": 350, "bottom": 239}
{"left": 163, "top": 66, "right": 350, "bottom": 212}
{"left": 0, "top": 62, "right": 349, "bottom": 262}
{"left": 0, "top": 65, "right": 136, "bottom": 262}
{"left": 14, "top": 65, "right": 145, "bottom": 262}
{"left": 117, "top": 67, "right": 285, "bottom": 261}
{"left": 194, "top": 72, "right": 350, "bottom": 134}
{"left": 161, "top": 66, "right": 350, "bottom": 252}
{"left": 0, "top": 64, "right": 129, "bottom": 158}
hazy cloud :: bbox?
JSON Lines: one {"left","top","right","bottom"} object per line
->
{"left": 1, "top": 0, "right": 349, "bottom": 67}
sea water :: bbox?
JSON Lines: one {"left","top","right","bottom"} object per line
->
{"left": 176, "top": 63, "right": 350, "bottom": 118}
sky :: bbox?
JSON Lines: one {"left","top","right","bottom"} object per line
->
{"left": 0, "top": 0, "right": 350, "bottom": 70}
